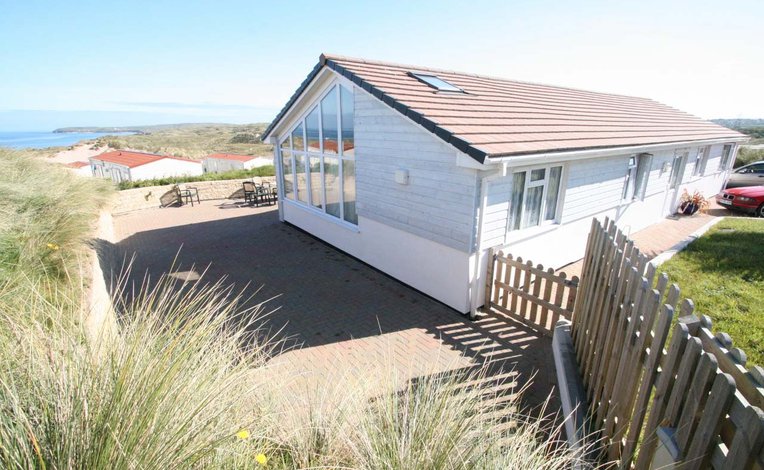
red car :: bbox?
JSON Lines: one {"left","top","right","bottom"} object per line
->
{"left": 716, "top": 186, "right": 764, "bottom": 217}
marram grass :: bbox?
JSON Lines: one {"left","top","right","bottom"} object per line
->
{"left": 1, "top": 272, "right": 583, "bottom": 469}
{"left": 0, "top": 148, "right": 584, "bottom": 469}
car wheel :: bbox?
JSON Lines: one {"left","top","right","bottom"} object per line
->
{"left": 758, "top": 203, "right": 764, "bottom": 218}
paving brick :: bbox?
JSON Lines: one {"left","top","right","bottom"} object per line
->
{"left": 112, "top": 202, "right": 559, "bottom": 413}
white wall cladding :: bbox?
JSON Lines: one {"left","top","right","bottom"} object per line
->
{"left": 481, "top": 178, "right": 513, "bottom": 248}
{"left": 480, "top": 143, "right": 735, "bottom": 269}
{"left": 130, "top": 159, "right": 202, "bottom": 181}
{"left": 354, "top": 92, "right": 479, "bottom": 252}
{"left": 283, "top": 203, "right": 473, "bottom": 312}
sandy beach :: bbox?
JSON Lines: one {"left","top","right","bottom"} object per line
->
{"left": 49, "top": 142, "right": 110, "bottom": 165}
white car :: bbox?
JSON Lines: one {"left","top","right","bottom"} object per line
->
{"left": 726, "top": 161, "right": 764, "bottom": 188}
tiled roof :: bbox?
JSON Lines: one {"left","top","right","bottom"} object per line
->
{"left": 91, "top": 151, "right": 199, "bottom": 168}
{"left": 263, "top": 54, "right": 745, "bottom": 163}
{"left": 207, "top": 153, "right": 259, "bottom": 162}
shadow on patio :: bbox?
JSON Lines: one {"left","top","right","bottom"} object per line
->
{"left": 102, "top": 204, "right": 559, "bottom": 413}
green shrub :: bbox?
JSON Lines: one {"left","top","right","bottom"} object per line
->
{"left": 117, "top": 165, "right": 275, "bottom": 190}
{"left": 230, "top": 132, "right": 260, "bottom": 144}
{"left": 735, "top": 147, "right": 764, "bottom": 168}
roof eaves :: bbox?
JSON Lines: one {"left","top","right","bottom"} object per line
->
{"left": 482, "top": 134, "right": 750, "bottom": 160}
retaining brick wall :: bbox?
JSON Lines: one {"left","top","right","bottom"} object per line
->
{"left": 113, "top": 177, "right": 277, "bottom": 215}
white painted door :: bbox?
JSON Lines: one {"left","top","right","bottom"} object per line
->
{"left": 663, "top": 152, "right": 687, "bottom": 215}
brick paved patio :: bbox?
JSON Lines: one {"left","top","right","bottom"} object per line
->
{"left": 110, "top": 201, "right": 558, "bottom": 413}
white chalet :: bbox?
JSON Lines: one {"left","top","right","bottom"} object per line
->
{"left": 90, "top": 150, "right": 202, "bottom": 183}
{"left": 262, "top": 54, "right": 747, "bottom": 314}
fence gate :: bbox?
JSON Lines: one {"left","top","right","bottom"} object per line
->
{"left": 484, "top": 248, "right": 579, "bottom": 336}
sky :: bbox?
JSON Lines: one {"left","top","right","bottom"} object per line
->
{"left": 0, "top": 0, "right": 761, "bottom": 131}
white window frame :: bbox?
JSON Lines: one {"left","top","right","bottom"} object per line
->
{"left": 668, "top": 151, "right": 687, "bottom": 190}
{"left": 623, "top": 153, "right": 652, "bottom": 202}
{"left": 277, "top": 80, "right": 357, "bottom": 228}
{"left": 718, "top": 144, "right": 734, "bottom": 171}
{"left": 622, "top": 155, "right": 638, "bottom": 201}
{"left": 692, "top": 146, "right": 709, "bottom": 177}
{"left": 507, "top": 164, "right": 565, "bottom": 233}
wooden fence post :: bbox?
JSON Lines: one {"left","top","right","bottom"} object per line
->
{"left": 483, "top": 247, "right": 495, "bottom": 312}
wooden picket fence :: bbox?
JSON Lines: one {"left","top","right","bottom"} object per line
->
{"left": 571, "top": 217, "right": 764, "bottom": 469}
{"left": 484, "top": 248, "right": 578, "bottom": 336}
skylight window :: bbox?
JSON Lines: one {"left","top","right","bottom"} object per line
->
{"left": 409, "top": 72, "right": 464, "bottom": 92}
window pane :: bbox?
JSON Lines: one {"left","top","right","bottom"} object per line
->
{"left": 281, "top": 150, "right": 294, "bottom": 199}
{"left": 306, "top": 107, "right": 320, "bottom": 152}
{"left": 720, "top": 145, "right": 732, "bottom": 170}
{"left": 309, "top": 156, "right": 322, "bottom": 209}
{"left": 295, "top": 154, "right": 307, "bottom": 203}
{"left": 544, "top": 166, "right": 562, "bottom": 220}
{"left": 280, "top": 137, "right": 290, "bottom": 150}
{"left": 635, "top": 155, "right": 651, "bottom": 199}
{"left": 292, "top": 124, "right": 305, "bottom": 152}
{"left": 509, "top": 172, "right": 526, "bottom": 231}
{"left": 622, "top": 172, "right": 631, "bottom": 200}
{"left": 321, "top": 87, "right": 338, "bottom": 154}
{"left": 669, "top": 155, "right": 683, "bottom": 189}
{"left": 340, "top": 86, "right": 354, "bottom": 156}
{"left": 530, "top": 168, "right": 545, "bottom": 182}
{"left": 342, "top": 158, "right": 357, "bottom": 224}
{"left": 523, "top": 186, "right": 543, "bottom": 228}
{"left": 324, "top": 157, "right": 341, "bottom": 218}
{"left": 693, "top": 148, "right": 706, "bottom": 176}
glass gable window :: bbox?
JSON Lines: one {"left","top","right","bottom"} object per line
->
{"left": 278, "top": 83, "right": 357, "bottom": 226}
{"left": 321, "top": 88, "right": 338, "bottom": 154}
{"left": 281, "top": 138, "right": 294, "bottom": 200}
{"left": 508, "top": 165, "right": 563, "bottom": 231}
{"left": 306, "top": 107, "right": 320, "bottom": 152}
{"left": 295, "top": 154, "right": 308, "bottom": 203}
{"left": 341, "top": 86, "right": 354, "bottom": 156}
{"left": 292, "top": 123, "right": 305, "bottom": 152}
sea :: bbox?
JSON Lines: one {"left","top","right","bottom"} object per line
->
{"left": 0, "top": 131, "right": 135, "bottom": 149}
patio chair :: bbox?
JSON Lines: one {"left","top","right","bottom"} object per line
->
{"left": 176, "top": 184, "right": 200, "bottom": 206}
{"left": 242, "top": 181, "right": 257, "bottom": 205}
{"left": 253, "top": 182, "right": 273, "bottom": 206}
{"left": 265, "top": 182, "right": 278, "bottom": 201}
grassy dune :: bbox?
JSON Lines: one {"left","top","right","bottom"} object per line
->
{"left": 92, "top": 123, "right": 273, "bottom": 159}
{"left": 0, "top": 148, "right": 579, "bottom": 469}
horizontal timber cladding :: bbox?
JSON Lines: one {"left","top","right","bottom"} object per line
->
{"left": 354, "top": 90, "right": 479, "bottom": 252}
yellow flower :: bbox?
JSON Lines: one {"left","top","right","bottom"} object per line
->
{"left": 255, "top": 453, "right": 268, "bottom": 466}
{"left": 236, "top": 429, "right": 250, "bottom": 440}
{"left": 46, "top": 243, "right": 60, "bottom": 251}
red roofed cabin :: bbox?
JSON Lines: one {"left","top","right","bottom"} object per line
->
{"left": 64, "top": 161, "right": 92, "bottom": 177}
{"left": 202, "top": 153, "right": 273, "bottom": 173}
{"left": 262, "top": 54, "right": 747, "bottom": 314}
{"left": 89, "top": 150, "right": 202, "bottom": 183}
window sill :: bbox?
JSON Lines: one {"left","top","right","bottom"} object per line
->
{"left": 504, "top": 223, "right": 559, "bottom": 245}
{"left": 282, "top": 198, "right": 360, "bottom": 233}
